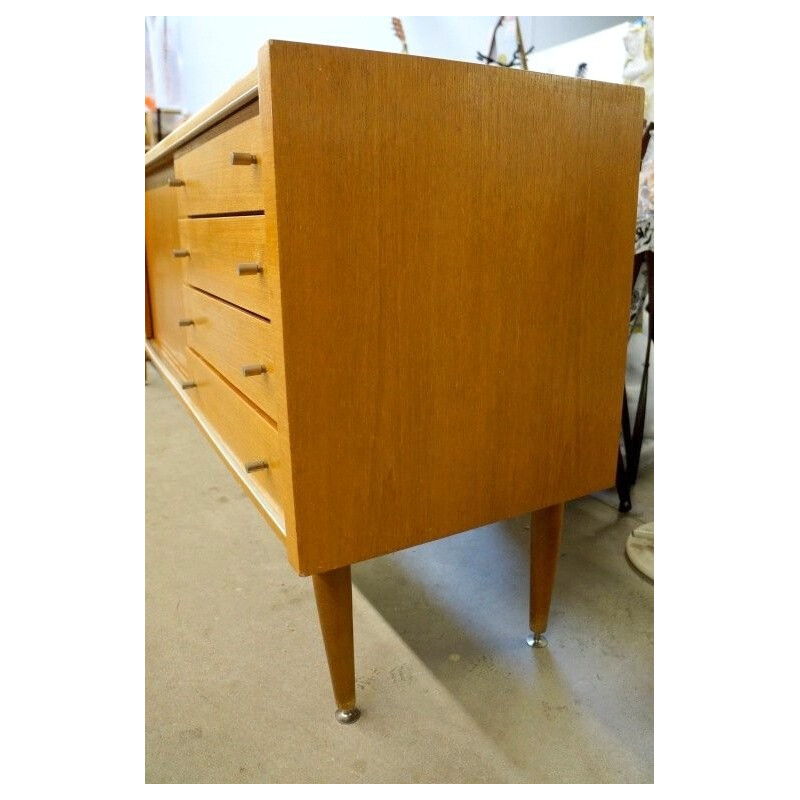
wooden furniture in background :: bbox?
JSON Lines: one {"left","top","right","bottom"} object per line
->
{"left": 145, "top": 41, "right": 644, "bottom": 723}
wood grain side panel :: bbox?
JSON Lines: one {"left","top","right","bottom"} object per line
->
{"left": 179, "top": 215, "right": 276, "bottom": 320}
{"left": 145, "top": 185, "right": 187, "bottom": 370}
{"left": 183, "top": 286, "right": 284, "bottom": 424}
{"left": 264, "top": 42, "right": 644, "bottom": 574}
{"left": 174, "top": 103, "right": 263, "bottom": 216}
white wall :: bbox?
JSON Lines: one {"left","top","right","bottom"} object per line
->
{"left": 528, "top": 22, "right": 632, "bottom": 83}
{"left": 158, "top": 16, "right": 635, "bottom": 114}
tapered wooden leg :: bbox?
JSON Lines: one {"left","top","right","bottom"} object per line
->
{"left": 528, "top": 503, "right": 564, "bottom": 649}
{"left": 312, "top": 565, "right": 360, "bottom": 723}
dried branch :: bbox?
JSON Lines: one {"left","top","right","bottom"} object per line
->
{"left": 514, "top": 17, "right": 529, "bottom": 70}
{"left": 391, "top": 17, "right": 408, "bottom": 54}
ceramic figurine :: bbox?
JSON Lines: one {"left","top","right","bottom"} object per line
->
{"left": 623, "top": 17, "right": 654, "bottom": 123}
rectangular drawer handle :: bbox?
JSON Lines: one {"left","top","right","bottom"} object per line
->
{"left": 167, "top": 178, "right": 185, "bottom": 187}
{"left": 231, "top": 152, "right": 258, "bottom": 165}
{"left": 180, "top": 381, "right": 196, "bottom": 390}
{"left": 178, "top": 318, "right": 195, "bottom": 327}
{"left": 173, "top": 249, "right": 190, "bottom": 258}
{"left": 241, "top": 364, "right": 267, "bottom": 377}
{"left": 237, "top": 263, "right": 263, "bottom": 276}
{"left": 245, "top": 460, "right": 269, "bottom": 473}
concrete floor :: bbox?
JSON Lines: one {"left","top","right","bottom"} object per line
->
{"left": 145, "top": 364, "right": 653, "bottom": 783}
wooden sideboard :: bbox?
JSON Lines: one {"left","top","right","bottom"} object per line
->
{"left": 145, "top": 40, "right": 644, "bottom": 724}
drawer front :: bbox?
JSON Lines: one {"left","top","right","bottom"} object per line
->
{"left": 174, "top": 104, "right": 263, "bottom": 216}
{"left": 183, "top": 286, "right": 282, "bottom": 423}
{"left": 145, "top": 184, "right": 187, "bottom": 371}
{"left": 180, "top": 215, "right": 276, "bottom": 320}
{"left": 186, "top": 349, "right": 283, "bottom": 508}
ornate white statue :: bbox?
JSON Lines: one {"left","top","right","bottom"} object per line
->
{"left": 623, "top": 17, "right": 654, "bottom": 123}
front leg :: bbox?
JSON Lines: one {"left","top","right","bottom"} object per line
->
{"left": 528, "top": 503, "right": 564, "bottom": 649}
{"left": 312, "top": 565, "right": 360, "bottom": 723}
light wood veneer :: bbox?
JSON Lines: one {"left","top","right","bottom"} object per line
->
{"left": 174, "top": 103, "right": 264, "bottom": 217}
{"left": 145, "top": 41, "right": 644, "bottom": 722}
{"left": 183, "top": 285, "right": 282, "bottom": 422}
{"left": 179, "top": 215, "right": 276, "bottom": 320}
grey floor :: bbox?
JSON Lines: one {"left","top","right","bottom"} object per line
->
{"left": 145, "top": 363, "right": 654, "bottom": 784}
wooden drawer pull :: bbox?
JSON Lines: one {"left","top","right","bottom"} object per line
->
{"left": 245, "top": 460, "right": 270, "bottom": 473}
{"left": 237, "top": 263, "right": 263, "bottom": 276}
{"left": 172, "top": 249, "right": 190, "bottom": 258}
{"left": 167, "top": 178, "right": 185, "bottom": 187}
{"left": 241, "top": 364, "right": 267, "bottom": 377}
{"left": 181, "top": 381, "right": 196, "bottom": 390}
{"left": 178, "top": 318, "right": 195, "bottom": 327}
{"left": 231, "top": 151, "right": 258, "bottom": 165}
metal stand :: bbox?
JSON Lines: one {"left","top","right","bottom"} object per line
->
{"left": 617, "top": 249, "right": 653, "bottom": 513}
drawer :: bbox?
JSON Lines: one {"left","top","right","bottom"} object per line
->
{"left": 183, "top": 286, "right": 282, "bottom": 423}
{"left": 145, "top": 183, "right": 187, "bottom": 371}
{"left": 186, "top": 349, "right": 283, "bottom": 508}
{"left": 179, "top": 215, "right": 276, "bottom": 320}
{"left": 174, "top": 103, "right": 263, "bottom": 216}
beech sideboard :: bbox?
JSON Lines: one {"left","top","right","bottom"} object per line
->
{"left": 145, "top": 40, "right": 644, "bottom": 723}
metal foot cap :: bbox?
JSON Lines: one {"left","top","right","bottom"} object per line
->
{"left": 526, "top": 633, "right": 548, "bottom": 649}
{"left": 335, "top": 707, "right": 361, "bottom": 724}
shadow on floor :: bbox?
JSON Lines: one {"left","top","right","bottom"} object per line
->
{"left": 351, "top": 489, "right": 653, "bottom": 777}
